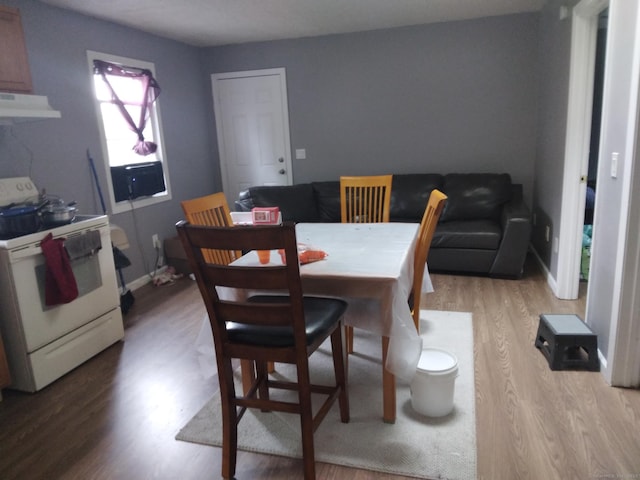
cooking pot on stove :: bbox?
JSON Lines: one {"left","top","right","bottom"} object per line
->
{"left": 40, "top": 200, "right": 77, "bottom": 227}
{"left": 0, "top": 201, "right": 47, "bottom": 237}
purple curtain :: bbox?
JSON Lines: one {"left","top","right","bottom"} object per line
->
{"left": 93, "top": 60, "right": 161, "bottom": 156}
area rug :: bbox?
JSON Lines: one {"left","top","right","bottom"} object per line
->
{"left": 176, "top": 310, "right": 476, "bottom": 479}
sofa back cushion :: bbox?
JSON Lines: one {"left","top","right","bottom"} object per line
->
{"left": 440, "top": 173, "right": 512, "bottom": 222}
{"left": 244, "top": 184, "right": 320, "bottom": 223}
{"left": 390, "top": 174, "right": 443, "bottom": 221}
{"left": 312, "top": 181, "right": 341, "bottom": 222}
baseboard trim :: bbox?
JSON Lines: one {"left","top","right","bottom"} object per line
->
{"left": 126, "top": 266, "right": 167, "bottom": 292}
{"left": 529, "top": 246, "right": 559, "bottom": 297}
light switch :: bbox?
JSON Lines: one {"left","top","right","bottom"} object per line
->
{"left": 611, "top": 152, "right": 619, "bottom": 178}
{"left": 295, "top": 148, "right": 307, "bottom": 160}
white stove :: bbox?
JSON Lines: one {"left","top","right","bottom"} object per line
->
{"left": 0, "top": 177, "right": 124, "bottom": 392}
{"left": 0, "top": 214, "right": 107, "bottom": 249}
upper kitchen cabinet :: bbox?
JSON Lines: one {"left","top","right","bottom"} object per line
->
{"left": 0, "top": 5, "right": 33, "bottom": 93}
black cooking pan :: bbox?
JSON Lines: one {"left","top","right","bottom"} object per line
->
{"left": 0, "top": 201, "right": 48, "bottom": 237}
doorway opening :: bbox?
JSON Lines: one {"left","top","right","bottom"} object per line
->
{"left": 556, "top": 0, "right": 609, "bottom": 300}
{"left": 581, "top": 9, "right": 608, "bottom": 284}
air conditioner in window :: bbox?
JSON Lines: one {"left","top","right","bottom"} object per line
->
{"left": 110, "top": 161, "right": 165, "bottom": 202}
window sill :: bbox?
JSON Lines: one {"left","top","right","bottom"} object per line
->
{"left": 111, "top": 190, "right": 171, "bottom": 214}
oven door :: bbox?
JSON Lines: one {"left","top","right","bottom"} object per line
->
{"left": 6, "top": 225, "right": 120, "bottom": 352}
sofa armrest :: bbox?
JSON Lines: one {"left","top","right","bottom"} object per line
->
{"left": 489, "top": 185, "right": 532, "bottom": 278}
{"left": 234, "top": 190, "right": 254, "bottom": 212}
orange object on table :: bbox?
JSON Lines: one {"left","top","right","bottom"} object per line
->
{"left": 278, "top": 243, "right": 327, "bottom": 265}
{"left": 257, "top": 250, "right": 271, "bottom": 264}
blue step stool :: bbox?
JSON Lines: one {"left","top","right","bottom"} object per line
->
{"left": 535, "top": 314, "right": 599, "bottom": 371}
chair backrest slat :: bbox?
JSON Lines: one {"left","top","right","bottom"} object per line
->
{"left": 203, "top": 264, "right": 290, "bottom": 290}
{"left": 216, "top": 301, "right": 293, "bottom": 327}
{"left": 340, "top": 175, "right": 392, "bottom": 223}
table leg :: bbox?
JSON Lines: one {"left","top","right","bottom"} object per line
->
{"left": 382, "top": 336, "right": 396, "bottom": 423}
{"left": 343, "top": 324, "right": 349, "bottom": 377}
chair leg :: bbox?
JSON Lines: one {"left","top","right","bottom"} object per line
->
{"left": 240, "top": 359, "right": 255, "bottom": 395}
{"left": 219, "top": 359, "right": 238, "bottom": 479}
{"left": 331, "top": 327, "right": 350, "bottom": 423}
{"left": 256, "top": 361, "right": 270, "bottom": 412}
{"left": 296, "top": 360, "right": 316, "bottom": 480}
{"left": 346, "top": 325, "right": 354, "bottom": 354}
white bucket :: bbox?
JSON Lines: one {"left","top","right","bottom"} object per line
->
{"left": 410, "top": 347, "right": 459, "bottom": 417}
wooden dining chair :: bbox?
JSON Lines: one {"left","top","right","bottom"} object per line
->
{"left": 180, "top": 192, "right": 241, "bottom": 266}
{"left": 181, "top": 192, "right": 276, "bottom": 379}
{"left": 340, "top": 174, "right": 393, "bottom": 352}
{"left": 410, "top": 189, "right": 447, "bottom": 332}
{"left": 176, "top": 221, "right": 350, "bottom": 480}
{"left": 340, "top": 174, "right": 393, "bottom": 223}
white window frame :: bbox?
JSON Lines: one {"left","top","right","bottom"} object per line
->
{"left": 87, "top": 50, "right": 171, "bottom": 214}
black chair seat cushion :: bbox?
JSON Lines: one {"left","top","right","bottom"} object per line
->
{"left": 227, "top": 295, "right": 348, "bottom": 347}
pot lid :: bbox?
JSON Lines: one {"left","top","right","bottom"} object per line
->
{"left": 42, "top": 203, "right": 77, "bottom": 213}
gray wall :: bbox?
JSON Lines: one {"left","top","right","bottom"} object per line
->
{"left": 1, "top": 4, "right": 540, "bottom": 286}
{"left": 531, "top": 1, "right": 575, "bottom": 271}
{"left": 201, "top": 14, "right": 540, "bottom": 204}
{"left": 0, "top": 0, "right": 216, "bottom": 284}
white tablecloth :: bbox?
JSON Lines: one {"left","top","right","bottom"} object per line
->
{"left": 197, "top": 222, "right": 433, "bottom": 382}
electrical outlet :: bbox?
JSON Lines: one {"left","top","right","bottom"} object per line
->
{"left": 152, "top": 234, "right": 161, "bottom": 249}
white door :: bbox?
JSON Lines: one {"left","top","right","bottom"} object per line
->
{"left": 212, "top": 68, "right": 293, "bottom": 202}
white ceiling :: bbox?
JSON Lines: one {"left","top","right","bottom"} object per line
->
{"left": 39, "top": 0, "right": 545, "bottom": 47}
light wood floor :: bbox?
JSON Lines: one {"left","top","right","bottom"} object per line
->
{"left": 1, "top": 255, "right": 639, "bottom": 480}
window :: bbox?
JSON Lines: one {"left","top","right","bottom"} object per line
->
{"left": 87, "top": 51, "right": 171, "bottom": 213}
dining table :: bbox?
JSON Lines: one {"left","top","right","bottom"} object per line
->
{"left": 211, "top": 222, "right": 432, "bottom": 423}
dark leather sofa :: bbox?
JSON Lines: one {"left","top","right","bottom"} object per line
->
{"left": 235, "top": 173, "right": 532, "bottom": 278}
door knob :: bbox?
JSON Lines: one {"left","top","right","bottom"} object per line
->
{"left": 278, "top": 157, "right": 284, "bottom": 163}
{"left": 279, "top": 169, "right": 286, "bottom": 175}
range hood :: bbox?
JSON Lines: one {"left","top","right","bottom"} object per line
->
{"left": 0, "top": 92, "right": 61, "bottom": 125}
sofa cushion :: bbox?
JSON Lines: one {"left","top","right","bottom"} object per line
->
{"left": 245, "top": 184, "right": 320, "bottom": 223}
{"left": 312, "top": 181, "right": 341, "bottom": 222}
{"left": 440, "top": 173, "right": 512, "bottom": 222}
{"left": 390, "top": 174, "right": 443, "bottom": 221}
{"left": 433, "top": 219, "right": 502, "bottom": 250}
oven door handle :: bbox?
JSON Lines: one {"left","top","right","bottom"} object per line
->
{"left": 8, "top": 243, "right": 44, "bottom": 262}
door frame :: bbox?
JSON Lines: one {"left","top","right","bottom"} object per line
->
{"left": 211, "top": 68, "right": 293, "bottom": 197}
{"left": 559, "top": 0, "right": 640, "bottom": 386}
{"left": 608, "top": 3, "right": 640, "bottom": 387}
{"left": 556, "top": 0, "right": 608, "bottom": 300}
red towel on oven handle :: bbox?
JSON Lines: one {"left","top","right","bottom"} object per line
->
{"left": 40, "top": 232, "right": 79, "bottom": 306}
